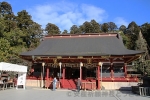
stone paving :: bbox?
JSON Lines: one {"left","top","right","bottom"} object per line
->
{"left": 0, "top": 87, "right": 150, "bottom": 100}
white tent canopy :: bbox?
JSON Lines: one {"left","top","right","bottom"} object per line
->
{"left": 0, "top": 62, "right": 27, "bottom": 72}
{"left": 0, "top": 62, "right": 27, "bottom": 90}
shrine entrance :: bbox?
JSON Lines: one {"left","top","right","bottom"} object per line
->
{"left": 65, "top": 67, "right": 80, "bottom": 79}
{"left": 64, "top": 67, "right": 96, "bottom": 80}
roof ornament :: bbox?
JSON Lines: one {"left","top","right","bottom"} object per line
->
{"left": 100, "top": 56, "right": 109, "bottom": 61}
{"left": 53, "top": 58, "right": 57, "bottom": 65}
{"left": 87, "top": 59, "right": 92, "bottom": 64}
{"left": 78, "top": 56, "right": 83, "bottom": 58}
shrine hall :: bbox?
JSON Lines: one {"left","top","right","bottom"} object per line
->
{"left": 20, "top": 33, "right": 144, "bottom": 90}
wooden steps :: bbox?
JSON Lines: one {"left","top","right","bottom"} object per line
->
{"left": 60, "top": 79, "right": 76, "bottom": 89}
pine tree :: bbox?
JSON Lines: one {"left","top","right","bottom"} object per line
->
{"left": 135, "top": 30, "right": 150, "bottom": 75}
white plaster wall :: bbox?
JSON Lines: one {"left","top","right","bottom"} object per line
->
{"left": 26, "top": 79, "right": 138, "bottom": 90}
{"left": 102, "top": 82, "right": 138, "bottom": 90}
{"left": 26, "top": 80, "right": 41, "bottom": 87}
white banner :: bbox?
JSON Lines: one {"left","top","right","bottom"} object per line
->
{"left": 17, "top": 72, "right": 26, "bottom": 86}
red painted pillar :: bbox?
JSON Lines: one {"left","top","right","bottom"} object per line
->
{"left": 46, "top": 67, "right": 49, "bottom": 89}
{"left": 97, "top": 65, "right": 100, "bottom": 90}
{"left": 62, "top": 67, "right": 65, "bottom": 86}
{"left": 80, "top": 67, "right": 82, "bottom": 81}
{"left": 46, "top": 67, "right": 49, "bottom": 80}
{"left": 111, "top": 63, "right": 114, "bottom": 78}
{"left": 124, "top": 63, "right": 127, "bottom": 77}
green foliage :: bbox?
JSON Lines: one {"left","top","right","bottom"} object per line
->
{"left": 0, "top": 38, "right": 11, "bottom": 62}
{"left": 133, "top": 31, "right": 150, "bottom": 75}
{"left": 119, "top": 28, "right": 150, "bottom": 75}
{"left": 90, "top": 19, "right": 101, "bottom": 33}
{"left": 45, "top": 23, "right": 60, "bottom": 35}
{"left": 3, "top": 28, "right": 25, "bottom": 46}
{"left": 144, "top": 60, "right": 150, "bottom": 75}
{"left": 16, "top": 10, "right": 43, "bottom": 48}
{"left": 107, "top": 22, "right": 117, "bottom": 32}
{"left": 70, "top": 25, "right": 80, "bottom": 34}
{"left": 125, "top": 21, "right": 140, "bottom": 49}
{"left": 101, "top": 23, "right": 109, "bottom": 33}
{"left": 119, "top": 25, "right": 126, "bottom": 33}
{"left": 0, "top": 18, "right": 5, "bottom": 37}
{"left": 133, "top": 60, "right": 150, "bottom": 75}
{"left": 118, "top": 31, "right": 130, "bottom": 48}
{"left": 3, "top": 13, "right": 16, "bottom": 32}
{"left": 62, "top": 30, "right": 68, "bottom": 34}
{"left": 81, "top": 21, "right": 93, "bottom": 33}
{"left": 79, "top": 19, "right": 101, "bottom": 33}
{"left": 0, "top": 1, "right": 12, "bottom": 17}
{"left": 127, "top": 21, "right": 140, "bottom": 35}
{"left": 0, "top": 1, "right": 43, "bottom": 64}
{"left": 16, "top": 10, "right": 33, "bottom": 30}
{"left": 27, "top": 22, "right": 43, "bottom": 49}
{"left": 140, "top": 23, "right": 150, "bottom": 52}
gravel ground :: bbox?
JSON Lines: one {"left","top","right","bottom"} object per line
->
{"left": 0, "top": 87, "right": 149, "bottom": 100}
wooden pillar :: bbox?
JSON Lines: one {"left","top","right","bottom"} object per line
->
{"left": 124, "top": 63, "right": 127, "bottom": 77}
{"left": 97, "top": 65, "right": 100, "bottom": 90}
{"left": 111, "top": 63, "right": 114, "bottom": 78}
{"left": 46, "top": 67, "right": 49, "bottom": 89}
{"left": 62, "top": 67, "right": 65, "bottom": 86}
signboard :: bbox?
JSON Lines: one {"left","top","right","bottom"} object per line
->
{"left": 16, "top": 72, "right": 26, "bottom": 89}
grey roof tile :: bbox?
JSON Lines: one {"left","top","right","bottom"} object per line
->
{"left": 20, "top": 34, "right": 144, "bottom": 56}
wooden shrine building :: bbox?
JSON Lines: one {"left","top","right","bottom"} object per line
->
{"left": 20, "top": 33, "right": 144, "bottom": 90}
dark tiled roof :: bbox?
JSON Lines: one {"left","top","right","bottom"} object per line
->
{"left": 20, "top": 34, "right": 144, "bottom": 56}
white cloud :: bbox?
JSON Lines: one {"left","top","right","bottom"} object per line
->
{"left": 81, "top": 4, "right": 107, "bottom": 22}
{"left": 28, "top": 1, "right": 108, "bottom": 32}
{"left": 114, "top": 17, "right": 128, "bottom": 27}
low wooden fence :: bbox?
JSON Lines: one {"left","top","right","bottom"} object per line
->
{"left": 81, "top": 82, "right": 96, "bottom": 91}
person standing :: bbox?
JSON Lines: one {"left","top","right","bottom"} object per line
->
{"left": 52, "top": 77, "right": 57, "bottom": 91}
{"left": 77, "top": 78, "right": 81, "bottom": 92}
{"left": 30, "top": 67, "right": 34, "bottom": 77}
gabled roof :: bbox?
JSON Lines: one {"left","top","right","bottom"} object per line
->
{"left": 20, "top": 33, "right": 144, "bottom": 57}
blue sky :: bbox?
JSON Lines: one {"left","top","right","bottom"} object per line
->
{"left": 3, "top": 0, "right": 150, "bottom": 31}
